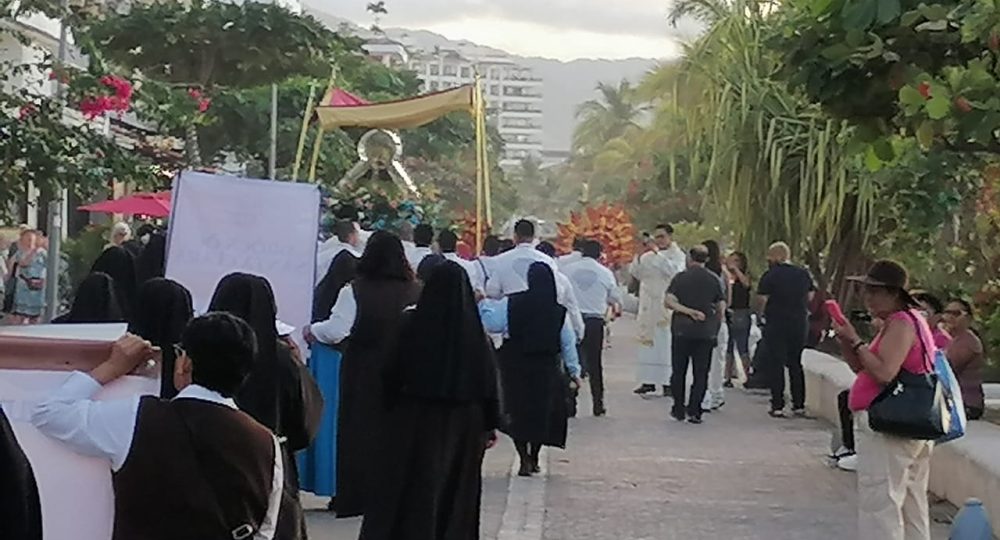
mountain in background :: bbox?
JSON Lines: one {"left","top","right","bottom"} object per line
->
{"left": 305, "top": 7, "right": 660, "bottom": 152}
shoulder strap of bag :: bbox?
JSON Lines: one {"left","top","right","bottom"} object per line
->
{"left": 902, "top": 310, "right": 934, "bottom": 373}
{"left": 171, "top": 404, "right": 263, "bottom": 540}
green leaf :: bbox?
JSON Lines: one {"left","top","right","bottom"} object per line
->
{"left": 843, "top": 0, "right": 878, "bottom": 29}
{"left": 873, "top": 137, "right": 896, "bottom": 161}
{"left": 917, "top": 3, "right": 948, "bottom": 21}
{"left": 900, "top": 9, "right": 922, "bottom": 25}
{"left": 916, "top": 121, "right": 935, "bottom": 148}
{"left": 877, "top": 0, "right": 902, "bottom": 23}
{"left": 925, "top": 96, "right": 951, "bottom": 119}
{"left": 915, "top": 19, "right": 948, "bottom": 31}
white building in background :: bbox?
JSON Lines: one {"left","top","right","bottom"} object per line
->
{"left": 366, "top": 40, "right": 544, "bottom": 168}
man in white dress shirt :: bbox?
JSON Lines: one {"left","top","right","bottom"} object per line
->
{"left": 407, "top": 224, "right": 435, "bottom": 272}
{"left": 631, "top": 224, "right": 687, "bottom": 396}
{"left": 484, "top": 220, "right": 585, "bottom": 339}
{"left": 564, "top": 239, "right": 622, "bottom": 416}
{"left": 31, "top": 314, "right": 283, "bottom": 540}
{"left": 557, "top": 237, "right": 585, "bottom": 269}
{"left": 438, "top": 229, "right": 485, "bottom": 294}
{"left": 315, "top": 220, "right": 361, "bottom": 284}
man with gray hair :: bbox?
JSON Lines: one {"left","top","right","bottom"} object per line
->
{"left": 757, "top": 241, "right": 815, "bottom": 418}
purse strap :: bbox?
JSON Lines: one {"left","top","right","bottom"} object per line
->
{"left": 171, "top": 404, "right": 262, "bottom": 540}
{"left": 902, "top": 310, "right": 934, "bottom": 373}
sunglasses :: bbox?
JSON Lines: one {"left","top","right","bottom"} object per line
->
{"left": 172, "top": 344, "right": 186, "bottom": 358}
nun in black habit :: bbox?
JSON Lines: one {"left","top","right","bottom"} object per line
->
{"left": 209, "top": 273, "right": 323, "bottom": 540}
{"left": 0, "top": 406, "right": 42, "bottom": 540}
{"left": 308, "top": 231, "right": 421, "bottom": 518}
{"left": 479, "top": 262, "right": 582, "bottom": 476}
{"left": 128, "top": 278, "right": 193, "bottom": 398}
{"left": 51, "top": 272, "right": 124, "bottom": 324}
{"left": 90, "top": 245, "right": 138, "bottom": 322}
{"left": 358, "top": 261, "right": 501, "bottom": 540}
{"left": 135, "top": 232, "right": 167, "bottom": 286}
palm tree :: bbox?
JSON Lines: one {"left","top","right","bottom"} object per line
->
{"left": 572, "top": 80, "right": 647, "bottom": 154}
{"left": 643, "top": 0, "right": 877, "bottom": 287}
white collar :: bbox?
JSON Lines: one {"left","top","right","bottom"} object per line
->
{"left": 413, "top": 245, "right": 432, "bottom": 253}
{"left": 444, "top": 252, "right": 461, "bottom": 261}
{"left": 173, "top": 384, "right": 238, "bottom": 410}
{"left": 320, "top": 239, "right": 360, "bottom": 256}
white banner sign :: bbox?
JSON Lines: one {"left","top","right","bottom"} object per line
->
{"left": 165, "top": 172, "right": 320, "bottom": 342}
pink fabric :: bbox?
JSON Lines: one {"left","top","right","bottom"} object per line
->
{"left": 932, "top": 327, "right": 952, "bottom": 350}
{"left": 848, "top": 309, "right": 936, "bottom": 411}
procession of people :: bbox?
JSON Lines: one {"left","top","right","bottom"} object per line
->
{"left": 1, "top": 211, "right": 987, "bottom": 540}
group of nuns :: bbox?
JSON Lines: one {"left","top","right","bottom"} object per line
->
{"left": 4, "top": 223, "right": 575, "bottom": 540}
{"left": 308, "top": 227, "right": 573, "bottom": 540}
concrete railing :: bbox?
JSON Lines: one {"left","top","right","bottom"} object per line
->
{"left": 803, "top": 349, "right": 1000, "bottom": 524}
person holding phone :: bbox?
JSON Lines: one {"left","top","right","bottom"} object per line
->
{"left": 631, "top": 224, "right": 687, "bottom": 396}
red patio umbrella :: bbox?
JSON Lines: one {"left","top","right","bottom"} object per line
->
{"left": 78, "top": 191, "right": 172, "bottom": 218}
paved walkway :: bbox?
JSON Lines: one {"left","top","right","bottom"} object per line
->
{"left": 305, "top": 317, "right": 950, "bottom": 539}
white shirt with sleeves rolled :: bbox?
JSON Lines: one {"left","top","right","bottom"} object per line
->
{"left": 31, "top": 372, "right": 283, "bottom": 540}
{"left": 310, "top": 284, "right": 357, "bottom": 345}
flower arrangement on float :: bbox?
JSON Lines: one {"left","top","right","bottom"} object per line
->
{"left": 556, "top": 203, "right": 636, "bottom": 269}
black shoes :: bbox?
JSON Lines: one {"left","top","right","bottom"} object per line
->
{"left": 634, "top": 384, "right": 656, "bottom": 395}
{"left": 687, "top": 416, "right": 704, "bottom": 424}
{"left": 671, "top": 409, "right": 686, "bottom": 422}
{"left": 593, "top": 406, "right": 607, "bottom": 417}
{"left": 517, "top": 461, "right": 533, "bottom": 477}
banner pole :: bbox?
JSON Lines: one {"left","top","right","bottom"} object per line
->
{"left": 473, "top": 77, "right": 484, "bottom": 253}
{"left": 308, "top": 127, "right": 325, "bottom": 182}
{"left": 291, "top": 82, "right": 317, "bottom": 181}
{"left": 480, "top": 96, "right": 493, "bottom": 229}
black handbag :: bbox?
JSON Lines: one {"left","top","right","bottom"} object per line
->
{"left": 3, "top": 262, "right": 17, "bottom": 313}
{"left": 866, "top": 314, "right": 948, "bottom": 440}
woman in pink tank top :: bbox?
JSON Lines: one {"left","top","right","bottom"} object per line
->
{"left": 831, "top": 260, "right": 934, "bottom": 540}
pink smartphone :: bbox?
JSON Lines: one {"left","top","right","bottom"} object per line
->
{"left": 824, "top": 299, "right": 848, "bottom": 326}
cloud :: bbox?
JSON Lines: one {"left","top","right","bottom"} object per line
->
{"left": 310, "top": 0, "right": 696, "bottom": 60}
{"left": 422, "top": 17, "right": 682, "bottom": 61}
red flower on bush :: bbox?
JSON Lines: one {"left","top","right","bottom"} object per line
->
{"left": 78, "top": 74, "right": 134, "bottom": 119}
{"left": 188, "top": 88, "right": 211, "bottom": 113}
{"left": 917, "top": 82, "right": 932, "bottom": 99}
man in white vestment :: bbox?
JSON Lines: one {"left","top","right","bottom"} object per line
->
{"left": 631, "top": 224, "right": 687, "bottom": 395}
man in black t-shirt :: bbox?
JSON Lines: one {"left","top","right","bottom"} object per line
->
{"left": 757, "top": 242, "right": 815, "bottom": 418}
{"left": 665, "top": 244, "right": 726, "bottom": 424}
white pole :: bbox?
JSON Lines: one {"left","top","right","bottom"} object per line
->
{"left": 44, "top": 0, "right": 71, "bottom": 321}
{"left": 269, "top": 83, "right": 278, "bottom": 179}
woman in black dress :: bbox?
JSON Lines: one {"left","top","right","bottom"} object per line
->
{"left": 359, "top": 261, "right": 501, "bottom": 540}
{"left": 128, "top": 278, "right": 193, "bottom": 398}
{"left": 481, "top": 262, "right": 582, "bottom": 476}
{"left": 209, "top": 273, "right": 323, "bottom": 540}
{"left": 90, "top": 245, "right": 138, "bottom": 322}
{"left": 724, "top": 251, "right": 753, "bottom": 386}
{"left": 313, "top": 231, "right": 421, "bottom": 518}
{"left": 52, "top": 272, "right": 124, "bottom": 324}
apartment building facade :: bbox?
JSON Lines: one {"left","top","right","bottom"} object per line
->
{"left": 364, "top": 38, "right": 544, "bottom": 168}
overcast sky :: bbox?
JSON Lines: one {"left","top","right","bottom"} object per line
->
{"left": 311, "top": 0, "right": 690, "bottom": 61}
